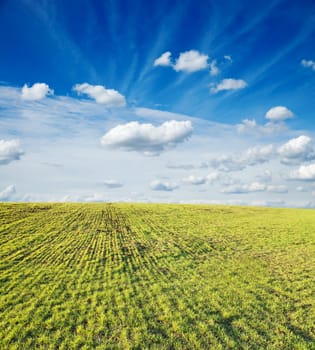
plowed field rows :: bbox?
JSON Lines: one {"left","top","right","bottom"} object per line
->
{"left": 0, "top": 203, "right": 314, "bottom": 349}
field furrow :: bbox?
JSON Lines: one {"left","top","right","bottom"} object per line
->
{"left": 0, "top": 203, "right": 314, "bottom": 349}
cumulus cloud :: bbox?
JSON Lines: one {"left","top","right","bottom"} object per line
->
{"left": 21, "top": 83, "right": 54, "bottom": 101}
{"left": 209, "top": 60, "right": 219, "bottom": 76}
{"left": 222, "top": 182, "right": 266, "bottom": 193}
{"left": 154, "top": 50, "right": 210, "bottom": 73}
{"left": 301, "top": 59, "right": 315, "bottom": 71}
{"left": 265, "top": 106, "right": 293, "bottom": 122}
{"left": 154, "top": 51, "right": 172, "bottom": 67}
{"left": 242, "top": 144, "right": 275, "bottom": 166}
{"left": 288, "top": 163, "right": 315, "bottom": 181}
{"left": 278, "top": 135, "right": 315, "bottom": 164}
{"left": 222, "top": 181, "right": 287, "bottom": 194}
{"left": 182, "top": 175, "right": 207, "bottom": 185}
{"left": 0, "top": 185, "right": 16, "bottom": 201}
{"left": 210, "top": 78, "right": 247, "bottom": 94}
{"left": 174, "top": 50, "right": 209, "bottom": 73}
{"left": 237, "top": 118, "right": 288, "bottom": 136}
{"left": 208, "top": 144, "right": 274, "bottom": 172}
{"left": 103, "top": 180, "right": 123, "bottom": 188}
{"left": 209, "top": 156, "right": 245, "bottom": 172}
{"left": 150, "top": 180, "right": 178, "bottom": 191}
{"left": 73, "top": 83, "right": 126, "bottom": 107}
{"left": 182, "top": 172, "right": 220, "bottom": 185}
{"left": 0, "top": 139, "right": 24, "bottom": 165}
{"left": 237, "top": 106, "right": 293, "bottom": 136}
{"left": 100, "top": 120, "right": 193, "bottom": 156}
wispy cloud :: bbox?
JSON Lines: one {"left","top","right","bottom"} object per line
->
{"left": 154, "top": 51, "right": 172, "bottom": 67}
{"left": 103, "top": 179, "right": 123, "bottom": 188}
{"left": 210, "top": 79, "right": 247, "bottom": 94}
{"left": 0, "top": 185, "right": 16, "bottom": 201}
{"left": 0, "top": 139, "right": 24, "bottom": 165}
{"left": 301, "top": 59, "right": 315, "bottom": 71}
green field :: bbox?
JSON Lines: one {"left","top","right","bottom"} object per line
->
{"left": 0, "top": 203, "right": 314, "bottom": 349}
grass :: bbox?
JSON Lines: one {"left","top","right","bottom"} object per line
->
{"left": 0, "top": 203, "right": 314, "bottom": 349}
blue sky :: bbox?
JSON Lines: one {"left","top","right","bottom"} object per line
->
{"left": 0, "top": 0, "right": 315, "bottom": 205}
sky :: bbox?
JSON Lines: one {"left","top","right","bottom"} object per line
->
{"left": 0, "top": 0, "right": 315, "bottom": 206}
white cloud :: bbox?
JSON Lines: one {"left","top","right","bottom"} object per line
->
{"left": 21, "top": 83, "right": 54, "bottom": 101}
{"left": 173, "top": 50, "right": 209, "bottom": 73}
{"left": 100, "top": 120, "right": 193, "bottom": 156}
{"left": 153, "top": 50, "right": 223, "bottom": 75}
{"left": 0, "top": 139, "right": 24, "bottom": 165}
{"left": 288, "top": 163, "right": 315, "bottom": 181}
{"left": 265, "top": 106, "right": 293, "bottom": 122}
{"left": 210, "top": 78, "right": 247, "bottom": 94}
{"left": 103, "top": 179, "right": 123, "bottom": 188}
{"left": 266, "top": 185, "right": 288, "bottom": 193}
{"left": 256, "top": 170, "right": 272, "bottom": 182}
{"left": 166, "top": 163, "right": 195, "bottom": 170}
{"left": 222, "top": 182, "right": 266, "bottom": 193}
{"left": 242, "top": 144, "right": 274, "bottom": 166}
{"left": 150, "top": 180, "right": 178, "bottom": 191}
{"left": 209, "top": 155, "right": 245, "bottom": 172}
{"left": 73, "top": 83, "right": 126, "bottom": 107}
{"left": 301, "top": 59, "right": 315, "bottom": 71}
{"left": 0, "top": 185, "right": 16, "bottom": 201}
{"left": 208, "top": 145, "right": 274, "bottom": 172}
{"left": 209, "top": 60, "right": 219, "bottom": 76}
{"left": 237, "top": 119, "right": 258, "bottom": 133}
{"left": 182, "top": 172, "right": 219, "bottom": 185}
{"left": 154, "top": 51, "right": 172, "bottom": 67}
{"left": 237, "top": 118, "right": 288, "bottom": 136}
{"left": 222, "top": 182, "right": 287, "bottom": 194}
{"left": 182, "top": 175, "right": 207, "bottom": 185}
{"left": 224, "top": 55, "right": 232, "bottom": 62}
{"left": 206, "top": 172, "right": 220, "bottom": 183}
{"left": 278, "top": 135, "right": 315, "bottom": 163}
{"left": 296, "top": 186, "right": 307, "bottom": 192}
